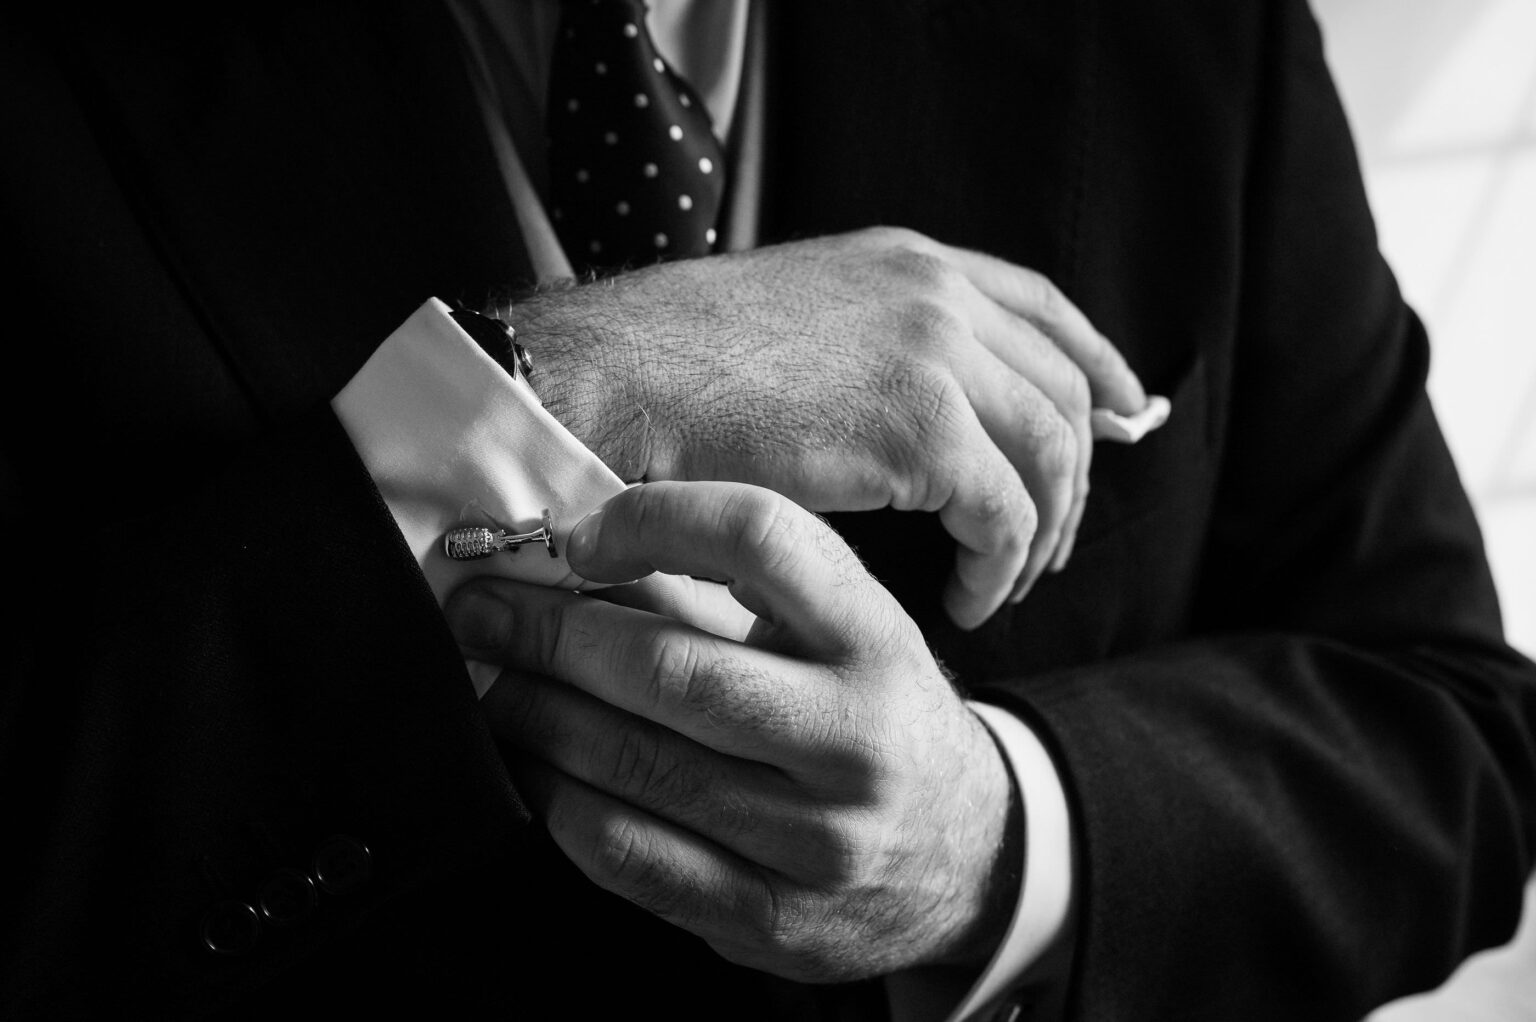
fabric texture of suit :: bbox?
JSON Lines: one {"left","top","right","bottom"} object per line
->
{"left": 3, "top": 2, "right": 1533, "bottom": 1019}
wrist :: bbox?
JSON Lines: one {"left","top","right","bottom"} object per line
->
{"left": 934, "top": 716, "right": 1025, "bottom": 971}
{"left": 484, "top": 284, "right": 653, "bottom": 482}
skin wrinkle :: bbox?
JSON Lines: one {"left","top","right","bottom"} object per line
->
{"left": 629, "top": 615, "right": 708, "bottom": 719}
{"left": 708, "top": 777, "right": 760, "bottom": 844}
{"left": 606, "top": 715, "right": 677, "bottom": 809}
{"left": 872, "top": 358, "right": 967, "bottom": 514}
{"left": 728, "top": 488, "right": 802, "bottom": 588}
{"left": 591, "top": 811, "right": 669, "bottom": 911}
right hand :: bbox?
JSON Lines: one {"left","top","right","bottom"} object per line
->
{"left": 447, "top": 480, "right": 1020, "bottom": 982}
{"left": 504, "top": 226, "right": 1147, "bottom": 629}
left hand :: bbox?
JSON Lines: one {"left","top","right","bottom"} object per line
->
{"left": 446, "top": 481, "right": 1020, "bottom": 982}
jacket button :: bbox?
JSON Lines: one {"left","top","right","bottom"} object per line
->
{"left": 201, "top": 900, "right": 260, "bottom": 955}
{"left": 258, "top": 867, "right": 318, "bottom": 927}
{"left": 312, "top": 835, "right": 372, "bottom": 896}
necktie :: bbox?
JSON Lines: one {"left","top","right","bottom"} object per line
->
{"left": 546, "top": 0, "right": 726, "bottom": 274}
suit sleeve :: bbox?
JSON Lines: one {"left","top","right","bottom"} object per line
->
{"left": 976, "top": 2, "right": 1536, "bottom": 1019}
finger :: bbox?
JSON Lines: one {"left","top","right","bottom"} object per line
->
{"left": 517, "top": 757, "right": 781, "bottom": 964}
{"left": 486, "top": 668, "right": 750, "bottom": 825}
{"left": 947, "top": 347, "right": 1073, "bottom": 607}
{"left": 927, "top": 420, "right": 1038, "bottom": 629}
{"left": 959, "top": 288, "right": 1092, "bottom": 577}
{"left": 566, "top": 481, "right": 876, "bottom": 651}
{"left": 597, "top": 572, "right": 756, "bottom": 642}
{"left": 483, "top": 668, "right": 838, "bottom": 874}
{"left": 935, "top": 242, "right": 1147, "bottom": 414}
{"left": 448, "top": 578, "right": 820, "bottom": 759}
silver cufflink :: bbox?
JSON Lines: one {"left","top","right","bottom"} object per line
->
{"left": 443, "top": 509, "right": 558, "bottom": 560}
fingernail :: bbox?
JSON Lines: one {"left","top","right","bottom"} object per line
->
{"left": 567, "top": 507, "right": 605, "bottom": 568}
{"left": 447, "top": 587, "right": 515, "bottom": 650}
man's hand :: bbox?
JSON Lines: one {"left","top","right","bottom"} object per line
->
{"left": 502, "top": 227, "right": 1147, "bottom": 629}
{"left": 447, "top": 481, "right": 1020, "bottom": 982}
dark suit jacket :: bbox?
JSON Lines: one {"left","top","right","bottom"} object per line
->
{"left": 3, "top": 2, "right": 1533, "bottom": 1020}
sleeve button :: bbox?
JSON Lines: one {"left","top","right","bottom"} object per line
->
{"left": 312, "top": 835, "right": 372, "bottom": 896}
{"left": 257, "top": 867, "right": 318, "bottom": 927}
{"left": 201, "top": 900, "right": 260, "bottom": 955}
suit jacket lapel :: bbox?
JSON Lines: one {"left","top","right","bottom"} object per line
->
{"left": 60, "top": 3, "right": 533, "bottom": 422}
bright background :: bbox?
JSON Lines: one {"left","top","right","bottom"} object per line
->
{"left": 1311, "top": 1, "right": 1536, "bottom": 1018}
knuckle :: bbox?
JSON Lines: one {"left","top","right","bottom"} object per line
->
{"left": 884, "top": 358, "right": 963, "bottom": 430}
{"left": 725, "top": 855, "right": 874, "bottom": 984}
{"left": 608, "top": 723, "right": 719, "bottom": 822}
{"left": 724, "top": 486, "right": 803, "bottom": 578}
{"left": 797, "top": 813, "right": 867, "bottom": 886}
{"left": 884, "top": 249, "right": 964, "bottom": 301}
{"left": 1049, "top": 413, "right": 1079, "bottom": 473}
{"left": 859, "top": 224, "right": 928, "bottom": 251}
{"left": 608, "top": 723, "right": 668, "bottom": 798}
{"left": 1032, "top": 410, "right": 1077, "bottom": 478}
{"left": 875, "top": 367, "right": 969, "bottom": 508}
{"left": 983, "top": 470, "right": 1039, "bottom": 547}
{"left": 968, "top": 482, "right": 1015, "bottom": 531}
{"left": 590, "top": 818, "right": 688, "bottom": 920}
{"left": 634, "top": 630, "right": 701, "bottom": 713}
{"left": 632, "top": 481, "right": 686, "bottom": 544}
{"left": 719, "top": 482, "right": 784, "bottom": 533}
{"left": 710, "top": 785, "right": 761, "bottom": 843}
{"left": 997, "top": 371, "right": 1039, "bottom": 417}
{"left": 737, "top": 886, "right": 806, "bottom": 962}
{"left": 591, "top": 814, "right": 646, "bottom": 880}
{"left": 894, "top": 296, "right": 967, "bottom": 352}
{"left": 974, "top": 482, "right": 1032, "bottom": 555}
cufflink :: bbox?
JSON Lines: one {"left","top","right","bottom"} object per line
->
{"left": 443, "top": 509, "right": 558, "bottom": 560}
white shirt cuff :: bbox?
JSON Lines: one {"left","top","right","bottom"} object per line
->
{"left": 330, "top": 297, "right": 627, "bottom": 696}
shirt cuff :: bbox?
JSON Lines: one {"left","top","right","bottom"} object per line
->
{"left": 886, "top": 702, "right": 1075, "bottom": 1022}
{"left": 330, "top": 297, "right": 627, "bottom": 695}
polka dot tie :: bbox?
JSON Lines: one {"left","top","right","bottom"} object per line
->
{"left": 546, "top": 0, "right": 726, "bottom": 274}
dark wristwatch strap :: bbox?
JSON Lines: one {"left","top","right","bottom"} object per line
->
{"left": 448, "top": 305, "right": 535, "bottom": 382}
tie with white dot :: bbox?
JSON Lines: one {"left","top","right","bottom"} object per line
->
{"left": 546, "top": 0, "right": 726, "bottom": 274}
